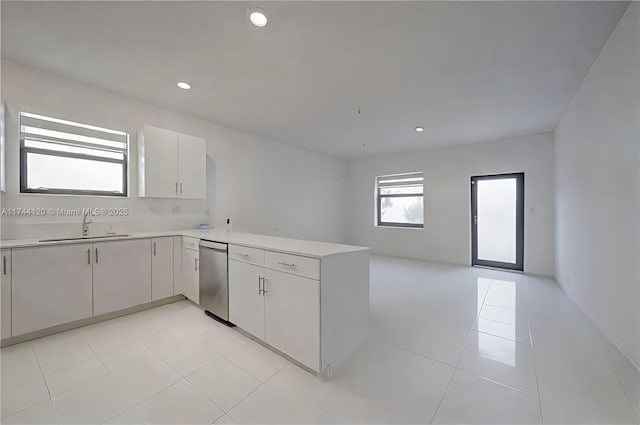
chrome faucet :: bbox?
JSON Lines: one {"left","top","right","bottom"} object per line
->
{"left": 82, "top": 210, "right": 92, "bottom": 237}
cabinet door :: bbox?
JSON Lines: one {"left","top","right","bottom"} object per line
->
{"left": 12, "top": 244, "right": 93, "bottom": 336}
{"left": 264, "top": 269, "right": 319, "bottom": 371}
{"left": 139, "top": 125, "right": 179, "bottom": 198}
{"left": 151, "top": 237, "right": 174, "bottom": 301}
{"left": 229, "top": 259, "right": 264, "bottom": 340}
{"left": 1, "top": 249, "right": 11, "bottom": 338}
{"left": 1, "top": 102, "right": 6, "bottom": 192}
{"left": 93, "top": 239, "right": 151, "bottom": 315}
{"left": 181, "top": 248, "right": 200, "bottom": 304}
{"left": 173, "top": 237, "right": 182, "bottom": 295}
{"left": 177, "top": 133, "right": 206, "bottom": 199}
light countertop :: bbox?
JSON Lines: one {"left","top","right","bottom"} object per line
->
{"left": 0, "top": 228, "right": 369, "bottom": 258}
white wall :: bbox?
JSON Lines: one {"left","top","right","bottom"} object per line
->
{"left": 346, "top": 133, "right": 555, "bottom": 276}
{"left": 0, "top": 61, "right": 348, "bottom": 243}
{"left": 554, "top": 3, "right": 639, "bottom": 368}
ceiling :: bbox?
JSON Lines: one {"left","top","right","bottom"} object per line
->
{"left": 1, "top": 1, "right": 628, "bottom": 158}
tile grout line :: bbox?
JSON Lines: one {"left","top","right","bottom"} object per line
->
{"left": 28, "top": 341, "right": 52, "bottom": 399}
{"left": 428, "top": 279, "right": 494, "bottom": 424}
{"left": 6, "top": 329, "right": 118, "bottom": 423}
{"left": 396, "top": 344, "right": 458, "bottom": 369}
{"left": 223, "top": 361, "right": 292, "bottom": 421}
{"left": 155, "top": 320, "right": 274, "bottom": 419}
{"left": 528, "top": 326, "right": 545, "bottom": 424}
{"left": 93, "top": 307, "right": 218, "bottom": 424}
{"left": 483, "top": 301, "right": 517, "bottom": 311}
{"left": 78, "top": 332, "right": 114, "bottom": 380}
{"left": 170, "top": 334, "right": 250, "bottom": 380}
{"left": 99, "top": 376, "right": 186, "bottom": 425}
{"left": 458, "top": 368, "right": 539, "bottom": 397}
{"left": 157, "top": 333, "right": 258, "bottom": 416}
{"left": 176, "top": 374, "right": 228, "bottom": 424}
{"left": 0, "top": 342, "right": 58, "bottom": 423}
{"left": 1, "top": 374, "right": 45, "bottom": 393}
{"left": 78, "top": 319, "right": 191, "bottom": 424}
{"left": 601, "top": 346, "right": 640, "bottom": 423}
{"left": 99, "top": 353, "right": 205, "bottom": 424}
{"left": 428, "top": 366, "right": 456, "bottom": 425}
{"left": 476, "top": 313, "right": 519, "bottom": 327}
{"left": 4, "top": 304, "right": 233, "bottom": 423}
{"left": 29, "top": 341, "right": 63, "bottom": 424}
{"left": 478, "top": 286, "right": 544, "bottom": 418}
{"left": 474, "top": 328, "right": 528, "bottom": 345}
{"left": 578, "top": 312, "right": 640, "bottom": 424}
{"left": 223, "top": 350, "right": 288, "bottom": 384}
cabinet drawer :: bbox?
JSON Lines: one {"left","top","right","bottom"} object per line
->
{"left": 265, "top": 251, "right": 320, "bottom": 280}
{"left": 229, "top": 245, "right": 264, "bottom": 266}
{"left": 183, "top": 236, "right": 199, "bottom": 252}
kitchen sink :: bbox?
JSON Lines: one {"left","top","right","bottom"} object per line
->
{"left": 39, "top": 234, "right": 129, "bottom": 243}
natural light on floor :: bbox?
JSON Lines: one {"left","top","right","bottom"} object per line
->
{"left": 478, "top": 278, "right": 517, "bottom": 367}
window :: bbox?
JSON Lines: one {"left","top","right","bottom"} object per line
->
{"left": 20, "top": 112, "right": 128, "bottom": 196}
{"left": 376, "top": 172, "right": 424, "bottom": 228}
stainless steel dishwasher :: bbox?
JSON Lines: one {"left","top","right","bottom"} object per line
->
{"left": 198, "top": 240, "right": 229, "bottom": 322}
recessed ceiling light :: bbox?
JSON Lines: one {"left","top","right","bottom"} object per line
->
{"left": 415, "top": 126, "right": 424, "bottom": 132}
{"left": 177, "top": 82, "right": 191, "bottom": 90}
{"left": 249, "top": 11, "right": 268, "bottom": 27}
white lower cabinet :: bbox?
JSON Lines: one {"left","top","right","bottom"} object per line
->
{"left": 229, "top": 259, "right": 265, "bottom": 339}
{"left": 173, "top": 237, "right": 182, "bottom": 295}
{"left": 1, "top": 249, "right": 11, "bottom": 338}
{"left": 181, "top": 245, "right": 199, "bottom": 304}
{"left": 12, "top": 244, "right": 93, "bottom": 336}
{"left": 228, "top": 246, "right": 321, "bottom": 372}
{"left": 93, "top": 239, "right": 151, "bottom": 316}
{"left": 264, "top": 269, "right": 320, "bottom": 370}
{"left": 5, "top": 237, "right": 172, "bottom": 339}
{"left": 151, "top": 237, "right": 174, "bottom": 301}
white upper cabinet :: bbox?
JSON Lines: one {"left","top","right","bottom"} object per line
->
{"left": 137, "top": 125, "right": 206, "bottom": 199}
{"left": 138, "top": 125, "right": 179, "bottom": 198}
{"left": 177, "top": 133, "right": 206, "bottom": 199}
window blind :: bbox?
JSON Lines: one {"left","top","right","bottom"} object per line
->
{"left": 376, "top": 172, "right": 424, "bottom": 188}
{"left": 20, "top": 112, "right": 128, "bottom": 155}
{"left": 19, "top": 111, "right": 129, "bottom": 196}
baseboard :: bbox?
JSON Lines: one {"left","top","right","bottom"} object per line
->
{"left": 233, "top": 326, "right": 320, "bottom": 378}
{"left": 1, "top": 295, "right": 186, "bottom": 347}
{"left": 371, "top": 252, "right": 554, "bottom": 278}
{"left": 554, "top": 276, "right": 639, "bottom": 373}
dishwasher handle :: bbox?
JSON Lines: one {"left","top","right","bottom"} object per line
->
{"left": 199, "top": 240, "right": 228, "bottom": 251}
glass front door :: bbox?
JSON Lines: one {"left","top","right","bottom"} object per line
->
{"left": 471, "top": 173, "right": 524, "bottom": 271}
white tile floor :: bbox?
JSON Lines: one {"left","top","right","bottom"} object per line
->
{"left": 1, "top": 255, "right": 638, "bottom": 424}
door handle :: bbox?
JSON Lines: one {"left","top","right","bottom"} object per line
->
{"left": 474, "top": 216, "right": 478, "bottom": 225}
{"left": 87, "top": 249, "right": 91, "bottom": 265}
{"left": 262, "top": 277, "right": 268, "bottom": 295}
{"left": 175, "top": 182, "right": 178, "bottom": 194}
{"left": 258, "top": 276, "right": 262, "bottom": 295}
{"left": 2, "top": 255, "right": 6, "bottom": 275}
{"left": 95, "top": 247, "right": 99, "bottom": 263}
{"left": 153, "top": 242, "right": 156, "bottom": 256}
